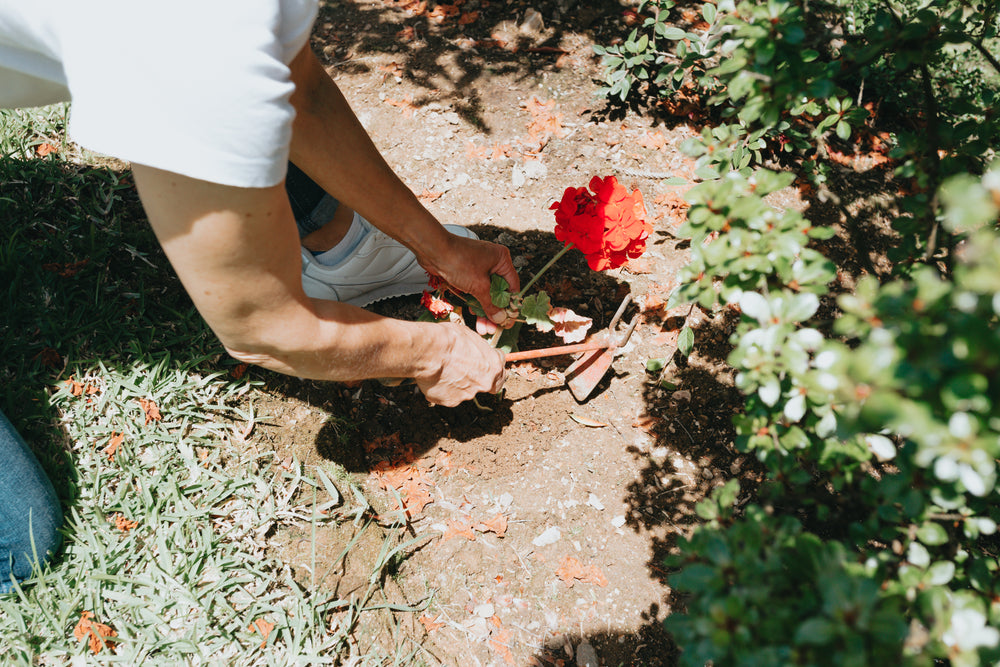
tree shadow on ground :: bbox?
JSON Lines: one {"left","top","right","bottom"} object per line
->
{"left": 802, "top": 158, "right": 902, "bottom": 284}
{"left": 313, "top": 0, "right": 636, "bottom": 128}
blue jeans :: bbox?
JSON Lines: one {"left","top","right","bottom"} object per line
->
{"left": 286, "top": 161, "right": 339, "bottom": 238}
{"left": 0, "top": 163, "right": 331, "bottom": 592}
{"left": 0, "top": 407, "right": 63, "bottom": 594}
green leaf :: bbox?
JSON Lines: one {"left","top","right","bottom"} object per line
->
{"left": 661, "top": 27, "right": 687, "bottom": 40}
{"left": 671, "top": 563, "right": 718, "bottom": 591}
{"left": 702, "top": 3, "right": 716, "bottom": 24}
{"left": 916, "top": 522, "right": 949, "bottom": 546}
{"left": 695, "top": 164, "right": 720, "bottom": 180}
{"left": 835, "top": 120, "right": 851, "bottom": 141}
{"left": 716, "top": 479, "right": 740, "bottom": 508}
{"left": 647, "top": 357, "right": 668, "bottom": 372}
{"left": 795, "top": 617, "right": 836, "bottom": 645}
{"left": 678, "top": 325, "right": 695, "bottom": 356}
{"left": 926, "top": 560, "right": 956, "bottom": 586}
{"left": 490, "top": 274, "right": 511, "bottom": 308}
{"left": 908, "top": 541, "right": 931, "bottom": 568}
{"left": 495, "top": 321, "right": 524, "bottom": 354}
{"left": 695, "top": 499, "right": 719, "bottom": 521}
{"left": 465, "top": 296, "right": 487, "bottom": 318}
{"left": 940, "top": 173, "right": 1000, "bottom": 232}
{"left": 521, "top": 291, "right": 553, "bottom": 332}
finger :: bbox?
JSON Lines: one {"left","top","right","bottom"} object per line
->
{"left": 496, "top": 262, "right": 520, "bottom": 297}
{"left": 469, "top": 283, "right": 506, "bottom": 324}
{"left": 493, "top": 246, "right": 520, "bottom": 295}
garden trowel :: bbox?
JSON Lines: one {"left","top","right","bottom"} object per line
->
{"left": 505, "top": 294, "right": 639, "bottom": 401}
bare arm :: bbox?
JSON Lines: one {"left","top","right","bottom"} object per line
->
{"left": 131, "top": 165, "right": 505, "bottom": 406}
{"left": 287, "top": 45, "right": 519, "bottom": 322}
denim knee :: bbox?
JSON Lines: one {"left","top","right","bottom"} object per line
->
{"left": 286, "top": 161, "right": 339, "bottom": 238}
{"left": 0, "top": 409, "right": 63, "bottom": 593}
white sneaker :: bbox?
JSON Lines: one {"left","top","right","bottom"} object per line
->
{"left": 301, "top": 216, "right": 477, "bottom": 306}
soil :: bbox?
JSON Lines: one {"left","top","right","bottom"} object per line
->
{"left": 242, "top": 1, "right": 770, "bottom": 664}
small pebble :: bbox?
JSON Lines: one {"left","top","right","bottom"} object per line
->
{"left": 576, "top": 641, "right": 599, "bottom": 667}
{"left": 587, "top": 493, "right": 605, "bottom": 511}
{"left": 533, "top": 526, "right": 561, "bottom": 546}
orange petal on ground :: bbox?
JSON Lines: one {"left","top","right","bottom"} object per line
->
{"left": 475, "top": 514, "right": 508, "bottom": 538}
{"left": 73, "top": 611, "right": 118, "bottom": 654}
{"left": 419, "top": 614, "right": 446, "bottom": 631}
{"left": 112, "top": 513, "right": 138, "bottom": 533}
{"left": 555, "top": 555, "right": 609, "bottom": 587}
{"left": 248, "top": 618, "right": 275, "bottom": 649}
{"left": 465, "top": 140, "right": 490, "bottom": 161}
{"left": 638, "top": 131, "right": 667, "bottom": 150}
{"left": 137, "top": 398, "right": 161, "bottom": 424}
{"left": 104, "top": 432, "right": 125, "bottom": 461}
{"left": 443, "top": 518, "right": 477, "bottom": 541}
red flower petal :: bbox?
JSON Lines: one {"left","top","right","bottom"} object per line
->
{"left": 552, "top": 175, "right": 649, "bottom": 272}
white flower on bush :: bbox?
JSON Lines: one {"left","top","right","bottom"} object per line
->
{"left": 942, "top": 604, "right": 999, "bottom": 656}
{"left": 758, "top": 379, "right": 780, "bottom": 406}
{"left": 922, "top": 413, "right": 997, "bottom": 496}
{"left": 816, "top": 410, "right": 837, "bottom": 438}
{"left": 865, "top": 434, "right": 896, "bottom": 462}
{"left": 738, "top": 290, "right": 819, "bottom": 325}
{"left": 793, "top": 327, "right": 823, "bottom": 351}
{"left": 784, "top": 392, "right": 807, "bottom": 422}
{"left": 949, "top": 412, "right": 975, "bottom": 439}
{"left": 933, "top": 454, "right": 994, "bottom": 497}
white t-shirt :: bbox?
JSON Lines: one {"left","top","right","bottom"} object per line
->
{"left": 0, "top": 0, "right": 317, "bottom": 188}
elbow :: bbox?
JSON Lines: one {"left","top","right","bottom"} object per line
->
{"left": 215, "top": 304, "right": 328, "bottom": 379}
{"left": 216, "top": 318, "right": 304, "bottom": 376}
{"left": 223, "top": 342, "right": 280, "bottom": 370}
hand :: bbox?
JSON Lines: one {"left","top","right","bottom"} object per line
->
{"left": 414, "top": 322, "right": 507, "bottom": 406}
{"left": 420, "top": 233, "right": 521, "bottom": 327}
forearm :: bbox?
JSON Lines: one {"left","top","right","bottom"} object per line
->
{"left": 223, "top": 297, "right": 445, "bottom": 383}
{"left": 287, "top": 46, "right": 449, "bottom": 261}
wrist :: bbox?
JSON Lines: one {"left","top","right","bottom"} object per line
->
{"left": 393, "top": 207, "right": 454, "bottom": 269}
{"left": 410, "top": 320, "right": 454, "bottom": 382}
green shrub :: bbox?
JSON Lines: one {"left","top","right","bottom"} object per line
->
{"left": 599, "top": 0, "right": 1000, "bottom": 664}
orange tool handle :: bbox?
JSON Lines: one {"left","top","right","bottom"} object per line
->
{"left": 505, "top": 339, "right": 611, "bottom": 362}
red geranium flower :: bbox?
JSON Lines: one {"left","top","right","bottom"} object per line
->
{"left": 550, "top": 175, "right": 650, "bottom": 271}
{"left": 426, "top": 272, "right": 447, "bottom": 291}
{"left": 420, "top": 291, "right": 454, "bottom": 319}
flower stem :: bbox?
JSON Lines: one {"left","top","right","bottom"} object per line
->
{"left": 515, "top": 242, "right": 574, "bottom": 299}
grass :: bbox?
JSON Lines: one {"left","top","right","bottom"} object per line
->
{"left": 0, "top": 104, "right": 68, "bottom": 159}
{"left": 0, "top": 107, "right": 428, "bottom": 664}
